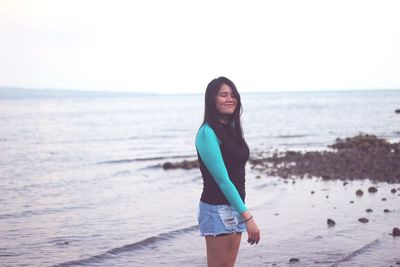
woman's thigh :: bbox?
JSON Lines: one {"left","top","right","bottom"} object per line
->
{"left": 205, "top": 233, "right": 242, "bottom": 267}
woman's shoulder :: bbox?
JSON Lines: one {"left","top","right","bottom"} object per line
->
{"left": 196, "top": 123, "right": 220, "bottom": 144}
{"left": 197, "top": 123, "right": 215, "bottom": 135}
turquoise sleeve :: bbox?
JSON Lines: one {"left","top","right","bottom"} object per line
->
{"left": 195, "top": 124, "right": 248, "bottom": 214}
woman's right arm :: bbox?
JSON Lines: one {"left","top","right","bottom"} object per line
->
{"left": 195, "top": 124, "right": 248, "bottom": 214}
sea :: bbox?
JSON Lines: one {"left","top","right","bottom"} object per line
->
{"left": 1, "top": 89, "right": 400, "bottom": 266}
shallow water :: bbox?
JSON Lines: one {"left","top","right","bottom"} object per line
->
{"left": 1, "top": 90, "right": 400, "bottom": 266}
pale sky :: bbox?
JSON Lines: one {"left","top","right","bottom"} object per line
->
{"left": 1, "top": 0, "right": 399, "bottom": 93}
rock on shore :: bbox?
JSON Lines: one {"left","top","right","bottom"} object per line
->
{"left": 249, "top": 134, "right": 400, "bottom": 183}
{"left": 162, "top": 160, "right": 199, "bottom": 170}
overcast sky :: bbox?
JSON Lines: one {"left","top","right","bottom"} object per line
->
{"left": 1, "top": 0, "right": 399, "bottom": 94}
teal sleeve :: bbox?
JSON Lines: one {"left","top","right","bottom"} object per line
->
{"left": 195, "top": 124, "right": 248, "bottom": 214}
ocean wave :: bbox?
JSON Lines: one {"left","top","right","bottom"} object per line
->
{"left": 52, "top": 225, "right": 198, "bottom": 267}
{"left": 276, "top": 134, "right": 309, "bottom": 139}
{"left": 0, "top": 205, "right": 93, "bottom": 219}
{"left": 0, "top": 252, "right": 24, "bottom": 257}
{"left": 328, "top": 237, "right": 382, "bottom": 267}
{"left": 97, "top": 155, "right": 195, "bottom": 165}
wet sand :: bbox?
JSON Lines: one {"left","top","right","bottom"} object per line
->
{"left": 239, "top": 176, "right": 400, "bottom": 266}
{"left": 93, "top": 173, "right": 400, "bottom": 267}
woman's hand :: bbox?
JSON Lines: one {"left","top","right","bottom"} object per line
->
{"left": 241, "top": 212, "right": 260, "bottom": 245}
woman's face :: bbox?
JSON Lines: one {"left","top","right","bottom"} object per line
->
{"left": 215, "top": 83, "right": 237, "bottom": 115}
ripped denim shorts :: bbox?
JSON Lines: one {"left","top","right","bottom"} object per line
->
{"left": 197, "top": 200, "right": 246, "bottom": 236}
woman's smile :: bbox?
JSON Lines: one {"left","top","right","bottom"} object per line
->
{"left": 215, "top": 84, "right": 237, "bottom": 115}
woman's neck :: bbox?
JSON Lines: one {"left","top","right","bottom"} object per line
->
{"left": 219, "top": 116, "right": 230, "bottom": 125}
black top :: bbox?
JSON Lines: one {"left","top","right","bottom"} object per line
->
{"left": 198, "top": 122, "right": 250, "bottom": 205}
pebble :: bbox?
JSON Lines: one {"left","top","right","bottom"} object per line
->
{"left": 384, "top": 209, "right": 391, "bottom": 213}
{"left": 358, "top": 218, "right": 369, "bottom": 223}
{"left": 393, "top": 227, "right": 400, "bottom": 237}
{"left": 289, "top": 258, "right": 300, "bottom": 263}
{"left": 366, "top": 208, "right": 373, "bottom": 213}
{"left": 356, "top": 189, "right": 364, "bottom": 196}
{"left": 382, "top": 198, "right": 387, "bottom": 201}
{"left": 368, "top": 186, "right": 378, "bottom": 193}
{"left": 391, "top": 188, "right": 397, "bottom": 194}
{"left": 327, "top": 218, "right": 336, "bottom": 227}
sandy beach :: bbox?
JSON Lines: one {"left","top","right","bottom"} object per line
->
{"left": 157, "top": 135, "right": 400, "bottom": 266}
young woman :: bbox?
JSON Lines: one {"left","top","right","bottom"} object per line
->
{"left": 196, "top": 77, "right": 260, "bottom": 267}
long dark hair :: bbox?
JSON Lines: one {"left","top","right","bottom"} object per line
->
{"left": 201, "top": 76, "right": 245, "bottom": 143}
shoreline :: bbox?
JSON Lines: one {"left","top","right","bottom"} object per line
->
{"left": 162, "top": 134, "right": 400, "bottom": 183}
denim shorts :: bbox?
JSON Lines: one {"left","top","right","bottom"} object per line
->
{"left": 197, "top": 200, "right": 246, "bottom": 236}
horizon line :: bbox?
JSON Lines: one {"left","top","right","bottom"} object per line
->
{"left": 1, "top": 85, "right": 400, "bottom": 96}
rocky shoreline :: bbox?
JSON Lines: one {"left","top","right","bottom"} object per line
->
{"left": 249, "top": 134, "right": 400, "bottom": 183}
{"left": 163, "top": 134, "right": 400, "bottom": 183}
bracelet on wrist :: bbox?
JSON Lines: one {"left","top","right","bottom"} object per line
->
{"left": 244, "top": 215, "right": 253, "bottom": 223}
